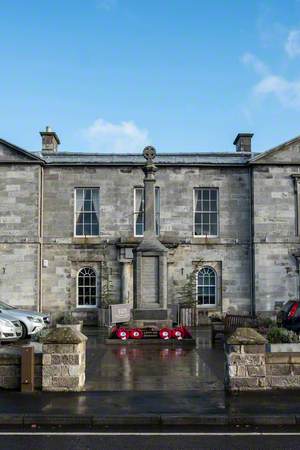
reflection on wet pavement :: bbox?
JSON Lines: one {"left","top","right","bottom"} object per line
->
{"left": 85, "top": 328, "right": 224, "bottom": 391}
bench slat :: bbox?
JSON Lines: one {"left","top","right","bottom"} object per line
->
{"left": 212, "top": 314, "right": 252, "bottom": 343}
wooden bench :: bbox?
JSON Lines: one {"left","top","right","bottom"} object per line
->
{"left": 211, "top": 314, "right": 253, "bottom": 343}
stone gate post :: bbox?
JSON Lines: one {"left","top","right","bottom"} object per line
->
{"left": 42, "top": 327, "right": 87, "bottom": 391}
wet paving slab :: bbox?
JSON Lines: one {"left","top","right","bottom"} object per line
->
{"left": 85, "top": 328, "right": 224, "bottom": 392}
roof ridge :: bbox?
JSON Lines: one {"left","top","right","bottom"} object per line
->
{"left": 35, "top": 151, "right": 257, "bottom": 157}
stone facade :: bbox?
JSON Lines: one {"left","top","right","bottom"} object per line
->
{"left": 1, "top": 131, "right": 300, "bottom": 320}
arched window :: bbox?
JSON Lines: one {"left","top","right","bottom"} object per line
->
{"left": 77, "top": 267, "right": 97, "bottom": 307}
{"left": 197, "top": 267, "right": 217, "bottom": 307}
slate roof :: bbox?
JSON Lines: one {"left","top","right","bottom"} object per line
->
{"left": 33, "top": 151, "right": 258, "bottom": 166}
{"left": 0, "top": 138, "right": 43, "bottom": 162}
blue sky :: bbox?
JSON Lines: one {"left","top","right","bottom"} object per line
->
{"left": 1, "top": 0, "right": 300, "bottom": 154}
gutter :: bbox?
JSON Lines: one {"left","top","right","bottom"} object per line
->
{"left": 249, "top": 165, "right": 255, "bottom": 317}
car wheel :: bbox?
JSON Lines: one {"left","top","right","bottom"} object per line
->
{"left": 20, "top": 322, "right": 28, "bottom": 339}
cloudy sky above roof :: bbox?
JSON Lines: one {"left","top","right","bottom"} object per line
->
{"left": 0, "top": 0, "right": 300, "bottom": 154}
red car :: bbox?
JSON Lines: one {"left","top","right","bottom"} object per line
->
{"left": 278, "top": 301, "right": 300, "bottom": 332}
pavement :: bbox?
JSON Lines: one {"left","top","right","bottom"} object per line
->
{"left": 1, "top": 328, "right": 300, "bottom": 427}
{"left": 0, "top": 390, "right": 300, "bottom": 427}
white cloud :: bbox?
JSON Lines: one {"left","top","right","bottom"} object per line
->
{"left": 96, "top": 0, "right": 117, "bottom": 11}
{"left": 82, "top": 118, "right": 150, "bottom": 153}
{"left": 242, "top": 52, "right": 269, "bottom": 76}
{"left": 242, "top": 52, "right": 300, "bottom": 109}
{"left": 285, "top": 29, "right": 300, "bottom": 58}
{"left": 254, "top": 75, "right": 300, "bottom": 108}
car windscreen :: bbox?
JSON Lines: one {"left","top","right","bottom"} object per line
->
{"left": 282, "top": 301, "right": 295, "bottom": 313}
{"left": 0, "top": 301, "right": 15, "bottom": 310}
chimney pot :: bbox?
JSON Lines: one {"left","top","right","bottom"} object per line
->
{"left": 40, "top": 126, "right": 60, "bottom": 153}
{"left": 233, "top": 133, "right": 253, "bottom": 153}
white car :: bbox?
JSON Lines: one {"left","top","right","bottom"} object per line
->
{"left": 0, "top": 316, "right": 22, "bottom": 342}
{"left": 0, "top": 301, "right": 50, "bottom": 339}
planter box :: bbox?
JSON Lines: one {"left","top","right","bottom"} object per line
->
{"left": 56, "top": 323, "right": 82, "bottom": 332}
{"left": 267, "top": 343, "right": 300, "bottom": 352}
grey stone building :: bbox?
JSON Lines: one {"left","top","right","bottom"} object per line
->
{"left": 0, "top": 128, "right": 299, "bottom": 323}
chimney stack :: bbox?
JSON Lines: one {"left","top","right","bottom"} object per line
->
{"left": 233, "top": 133, "right": 253, "bottom": 153}
{"left": 40, "top": 126, "right": 60, "bottom": 153}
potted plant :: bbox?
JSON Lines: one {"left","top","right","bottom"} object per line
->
{"left": 176, "top": 262, "right": 204, "bottom": 326}
{"left": 56, "top": 311, "right": 83, "bottom": 332}
{"left": 98, "top": 244, "right": 115, "bottom": 326}
{"left": 267, "top": 326, "right": 300, "bottom": 352}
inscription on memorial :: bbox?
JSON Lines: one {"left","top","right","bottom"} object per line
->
{"left": 142, "top": 256, "right": 159, "bottom": 305}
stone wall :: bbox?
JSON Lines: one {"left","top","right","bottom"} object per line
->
{"left": 39, "top": 165, "right": 251, "bottom": 317}
{"left": 225, "top": 328, "right": 300, "bottom": 391}
{"left": 253, "top": 165, "right": 300, "bottom": 313}
{"left": 0, "top": 162, "right": 40, "bottom": 311}
{"left": 42, "top": 166, "right": 250, "bottom": 241}
{"left": 0, "top": 347, "right": 42, "bottom": 390}
{"left": 0, "top": 163, "right": 40, "bottom": 238}
{"left": 41, "top": 244, "right": 117, "bottom": 320}
{"left": 0, "top": 244, "right": 39, "bottom": 310}
{"left": 254, "top": 243, "right": 299, "bottom": 313}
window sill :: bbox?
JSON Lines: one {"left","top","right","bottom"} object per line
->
{"left": 193, "top": 235, "right": 219, "bottom": 239}
{"left": 134, "top": 235, "right": 160, "bottom": 238}
{"left": 191, "top": 236, "right": 220, "bottom": 244}
{"left": 72, "top": 236, "right": 103, "bottom": 244}
{"left": 74, "top": 235, "right": 101, "bottom": 238}
{"left": 75, "top": 306, "right": 99, "bottom": 311}
{"left": 196, "top": 305, "right": 218, "bottom": 310}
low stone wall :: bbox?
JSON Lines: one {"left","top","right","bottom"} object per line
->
{"left": 0, "top": 346, "right": 42, "bottom": 390}
{"left": 225, "top": 328, "right": 300, "bottom": 391}
{"left": 265, "top": 352, "right": 300, "bottom": 388}
{"left": 0, "top": 329, "right": 87, "bottom": 392}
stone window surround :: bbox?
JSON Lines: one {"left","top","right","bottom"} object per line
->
{"left": 73, "top": 187, "right": 100, "bottom": 238}
{"left": 133, "top": 186, "right": 160, "bottom": 237}
{"left": 193, "top": 187, "right": 219, "bottom": 238}
{"left": 77, "top": 266, "right": 98, "bottom": 309}
{"left": 71, "top": 261, "right": 101, "bottom": 310}
{"left": 196, "top": 266, "right": 217, "bottom": 307}
{"left": 193, "top": 260, "right": 222, "bottom": 310}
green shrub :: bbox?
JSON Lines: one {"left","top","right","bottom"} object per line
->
{"left": 34, "top": 328, "right": 52, "bottom": 343}
{"left": 267, "top": 326, "right": 300, "bottom": 344}
{"left": 254, "top": 317, "right": 278, "bottom": 336}
{"left": 257, "top": 317, "right": 277, "bottom": 328}
{"left": 57, "top": 312, "right": 81, "bottom": 325}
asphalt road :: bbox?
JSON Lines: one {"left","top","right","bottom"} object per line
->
{"left": 0, "top": 431, "right": 300, "bottom": 450}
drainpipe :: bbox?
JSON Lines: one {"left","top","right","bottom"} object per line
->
{"left": 249, "top": 165, "right": 256, "bottom": 318}
{"left": 37, "top": 165, "right": 44, "bottom": 312}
